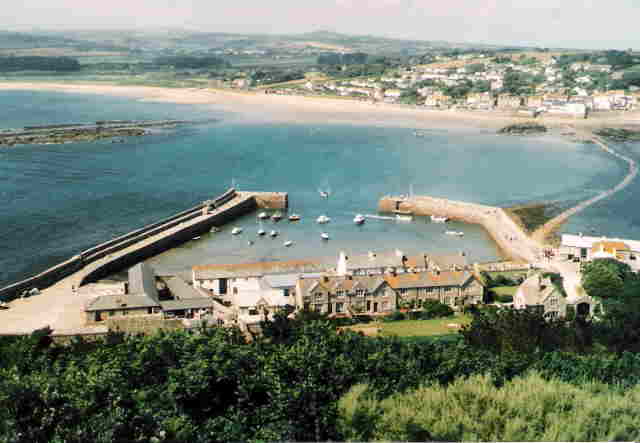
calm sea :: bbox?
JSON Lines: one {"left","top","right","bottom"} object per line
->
{"left": 0, "top": 90, "right": 633, "bottom": 285}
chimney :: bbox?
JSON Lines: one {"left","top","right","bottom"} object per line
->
{"left": 337, "top": 251, "right": 348, "bottom": 276}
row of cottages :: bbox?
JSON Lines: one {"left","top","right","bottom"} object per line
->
{"left": 424, "top": 92, "right": 453, "bottom": 108}
{"left": 295, "top": 269, "right": 484, "bottom": 316}
{"left": 296, "top": 274, "right": 396, "bottom": 316}
{"left": 514, "top": 272, "right": 595, "bottom": 319}
{"left": 336, "top": 250, "right": 469, "bottom": 277}
{"left": 466, "top": 92, "right": 494, "bottom": 109}
{"left": 84, "top": 263, "right": 219, "bottom": 325}
{"left": 384, "top": 270, "right": 484, "bottom": 309}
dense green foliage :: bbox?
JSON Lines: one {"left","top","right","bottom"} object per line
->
{"left": 0, "top": 56, "right": 81, "bottom": 72}
{"left": 3, "top": 303, "right": 640, "bottom": 441}
{"left": 581, "top": 258, "right": 634, "bottom": 299}
{"left": 338, "top": 373, "right": 640, "bottom": 442}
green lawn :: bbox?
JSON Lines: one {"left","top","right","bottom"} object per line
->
{"left": 350, "top": 315, "right": 471, "bottom": 338}
{"left": 491, "top": 286, "right": 518, "bottom": 296}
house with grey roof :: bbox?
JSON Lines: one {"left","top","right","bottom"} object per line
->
{"left": 514, "top": 273, "right": 596, "bottom": 319}
{"left": 384, "top": 270, "right": 484, "bottom": 310}
{"left": 296, "top": 274, "right": 396, "bottom": 316}
{"left": 85, "top": 263, "right": 161, "bottom": 324}
{"left": 336, "top": 250, "right": 468, "bottom": 277}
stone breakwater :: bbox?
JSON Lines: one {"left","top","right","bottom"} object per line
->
{"left": 379, "top": 195, "right": 542, "bottom": 263}
{"left": 0, "top": 189, "right": 287, "bottom": 302}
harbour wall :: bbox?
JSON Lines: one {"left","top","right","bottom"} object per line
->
{"left": 0, "top": 190, "right": 287, "bottom": 301}
{"left": 379, "top": 195, "right": 541, "bottom": 263}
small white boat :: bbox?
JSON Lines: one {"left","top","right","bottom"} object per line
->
{"left": 210, "top": 227, "right": 221, "bottom": 233}
{"left": 247, "top": 240, "right": 254, "bottom": 246}
{"left": 284, "top": 240, "right": 293, "bottom": 247}
{"left": 271, "top": 211, "right": 283, "bottom": 222}
{"left": 445, "top": 230, "right": 464, "bottom": 237}
{"left": 270, "top": 230, "right": 278, "bottom": 238}
{"left": 431, "top": 215, "right": 449, "bottom": 223}
{"left": 317, "top": 215, "right": 331, "bottom": 224}
{"left": 353, "top": 214, "right": 366, "bottom": 225}
{"left": 258, "top": 228, "right": 266, "bottom": 236}
{"left": 321, "top": 232, "right": 330, "bottom": 240}
{"left": 231, "top": 227, "right": 243, "bottom": 235}
{"left": 192, "top": 236, "right": 201, "bottom": 241}
{"left": 288, "top": 214, "right": 301, "bottom": 221}
{"left": 258, "top": 212, "right": 269, "bottom": 220}
{"left": 319, "top": 190, "right": 329, "bottom": 198}
{"left": 395, "top": 214, "right": 413, "bottom": 222}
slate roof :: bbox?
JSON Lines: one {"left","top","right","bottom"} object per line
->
{"left": 160, "top": 298, "right": 215, "bottom": 311}
{"left": 128, "top": 262, "right": 158, "bottom": 302}
{"left": 516, "top": 274, "right": 558, "bottom": 306}
{"left": 86, "top": 294, "right": 160, "bottom": 312}
{"left": 298, "top": 275, "right": 387, "bottom": 296}
{"left": 384, "top": 271, "right": 474, "bottom": 289}
{"left": 165, "top": 277, "right": 206, "bottom": 300}
{"left": 193, "top": 259, "right": 329, "bottom": 280}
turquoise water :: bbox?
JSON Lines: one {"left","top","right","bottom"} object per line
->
{"left": 0, "top": 90, "right": 631, "bottom": 285}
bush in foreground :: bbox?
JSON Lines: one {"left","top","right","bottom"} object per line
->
{"left": 338, "top": 372, "right": 640, "bottom": 442}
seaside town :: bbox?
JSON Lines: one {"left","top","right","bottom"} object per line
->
{"left": 3, "top": 16, "right": 640, "bottom": 440}
{"left": 224, "top": 50, "right": 640, "bottom": 119}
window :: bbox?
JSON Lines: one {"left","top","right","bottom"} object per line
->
{"left": 356, "top": 289, "right": 365, "bottom": 297}
{"left": 336, "top": 303, "right": 344, "bottom": 313}
{"left": 233, "top": 287, "right": 238, "bottom": 295}
{"left": 109, "top": 311, "right": 115, "bottom": 317}
{"left": 283, "top": 288, "right": 290, "bottom": 297}
{"left": 399, "top": 288, "right": 409, "bottom": 295}
{"left": 219, "top": 278, "right": 228, "bottom": 295}
{"left": 445, "top": 287, "right": 453, "bottom": 292}
{"left": 147, "top": 307, "right": 153, "bottom": 314}
{"left": 249, "top": 308, "right": 259, "bottom": 316}
{"left": 382, "top": 301, "right": 389, "bottom": 311}
{"left": 336, "top": 290, "right": 345, "bottom": 297}
{"left": 122, "top": 310, "right": 129, "bottom": 316}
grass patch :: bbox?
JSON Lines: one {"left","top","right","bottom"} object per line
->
{"left": 350, "top": 315, "right": 471, "bottom": 338}
{"left": 492, "top": 286, "right": 517, "bottom": 297}
{"left": 504, "top": 202, "right": 564, "bottom": 233}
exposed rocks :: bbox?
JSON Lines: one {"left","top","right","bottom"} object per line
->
{"left": 0, "top": 119, "right": 196, "bottom": 147}
{"left": 498, "top": 122, "right": 547, "bottom": 135}
{"left": 594, "top": 128, "right": 640, "bottom": 142}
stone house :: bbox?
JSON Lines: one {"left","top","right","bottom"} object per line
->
{"left": 559, "top": 234, "right": 640, "bottom": 268}
{"left": 384, "top": 270, "right": 484, "bottom": 310}
{"left": 336, "top": 250, "right": 468, "bottom": 277}
{"left": 514, "top": 273, "right": 596, "bottom": 319}
{"left": 466, "top": 92, "right": 494, "bottom": 109}
{"left": 514, "top": 273, "right": 566, "bottom": 319}
{"left": 296, "top": 274, "right": 397, "bottom": 316}
{"left": 85, "top": 263, "right": 161, "bottom": 325}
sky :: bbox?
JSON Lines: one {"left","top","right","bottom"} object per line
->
{"left": 1, "top": 0, "right": 638, "bottom": 50}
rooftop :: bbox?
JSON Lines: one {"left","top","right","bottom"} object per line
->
{"left": 193, "top": 259, "right": 330, "bottom": 280}
{"left": 384, "top": 270, "right": 474, "bottom": 289}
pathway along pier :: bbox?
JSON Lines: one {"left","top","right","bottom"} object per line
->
{"left": 0, "top": 189, "right": 287, "bottom": 330}
{"left": 380, "top": 129, "right": 638, "bottom": 263}
{"left": 378, "top": 195, "right": 542, "bottom": 263}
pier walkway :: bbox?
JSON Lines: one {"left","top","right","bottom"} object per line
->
{"left": 0, "top": 190, "right": 286, "bottom": 334}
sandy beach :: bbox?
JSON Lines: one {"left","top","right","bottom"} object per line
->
{"left": 2, "top": 81, "right": 639, "bottom": 131}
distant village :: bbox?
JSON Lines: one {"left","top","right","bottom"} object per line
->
{"left": 226, "top": 51, "right": 640, "bottom": 118}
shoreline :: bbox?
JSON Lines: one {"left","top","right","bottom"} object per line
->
{"left": 2, "top": 81, "right": 639, "bottom": 131}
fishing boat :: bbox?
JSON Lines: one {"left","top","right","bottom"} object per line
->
{"left": 270, "top": 230, "right": 278, "bottom": 238}
{"left": 317, "top": 215, "right": 331, "bottom": 224}
{"left": 271, "top": 211, "right": 283, "bottom": 222}
{"left": 231, "top": 227, "right": 242, "bottom": 235}
{"left": 258, "top": 211, "right": 269, "bottom": 220}
{"left": 445, "top": 230, "right": 464, "bottom": 237}
{"left": 430, "top": 215, "right": 449, "bottom": 223}
{"left": 353, "top": 214, "right": 366, "bottom": 225}
{"left": 321, "top": 232, "right": 330, "bottom": 240}
{"left": 284, "top": 240, "right": 293, "bottom": 247}
{"left": 258, "top": 228, "right": 266, "bottom": 236}
{"left": 288, "top": 214, "right": 301, "bottom": 221}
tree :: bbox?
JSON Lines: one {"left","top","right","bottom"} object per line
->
{"left": 581, "top": 259, "right": 631, "bottom": 299}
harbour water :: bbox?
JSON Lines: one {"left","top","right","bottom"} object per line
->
{"left": 0, "top": 89, "right": 633, "bottom": 285}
